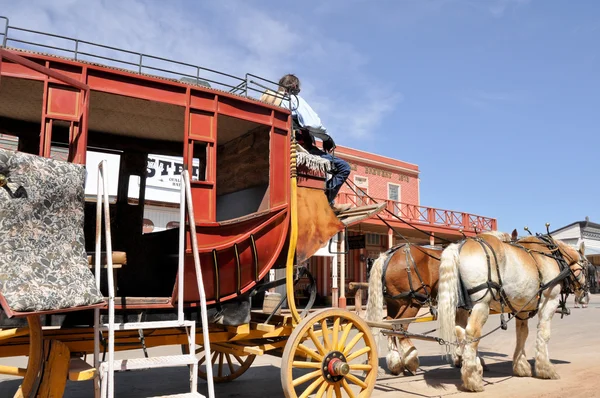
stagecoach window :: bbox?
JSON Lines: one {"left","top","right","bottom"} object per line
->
{"left": 191, "top": 142, "right": 207, "bottom": 181}
{"left": 127, "top": 175, "right": 141, "bottom": 203}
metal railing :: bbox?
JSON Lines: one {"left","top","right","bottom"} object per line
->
{"left": 0, "top": 16, "right": 283, "bottom": 101}
{"left": 337, "top": 192, "right": 497, "bottom": 233}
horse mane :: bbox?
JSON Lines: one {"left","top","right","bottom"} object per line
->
{"left": 479, "top": 230, "right": 512, "bottom": 242}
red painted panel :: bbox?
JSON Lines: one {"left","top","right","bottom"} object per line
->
{"left": 48, "top": 61, "right": 83, "bottom": 84}
{"left": 189, "top": 111, "right": 214, "bottom": 141}
{"left": 273, "top": 111, "right": 289, "bottom": 130}
{"left": 270, "top": 127, "right": 289, "bottom": 207}
{"left": 0, "top": 61, "right": 46, "bottom": 81}
{"left": 191, "top": 184, "right": 215, "bottom": 222}
{"left": 218, "top": 97, "right": 272, "bottom": 125}
{"left": 175, "top": 210, "right": 289, "bottom": 305}
{"left": 87, "top": 71, "right": 186, "bottom": 106}
{"left": 47, "top": 84, "right": 79, "bottom": 118}
{"left": 190, "top": 90, "right": 216, "bottom": 112}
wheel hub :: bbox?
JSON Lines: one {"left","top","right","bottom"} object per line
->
{"left": 322, "top": 351, "right": 349, "bottom": 382}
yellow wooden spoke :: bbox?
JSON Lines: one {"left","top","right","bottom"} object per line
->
{"left": 218, "top": 352, "right": 224, "bottom": 377}
{"left": 334, "top": 383, "right": 342, "bottom": 398}
{"left": 297, "top": 344, "right": 323, "bottom": 362}
{"left": 342, "top": 379, "right": 356, "bottom": 398}
{"left": 326, "top": 384, "right": 334, "bottom": 398}
{"left": 343, "top": 333, "right": 364, "bottom": 356}
{"left": 293, "top": 361, "right": 322, "bottom": 369}
{"left": 332, "top": 317, "right": 340, "bottom": 352}
{"left": 338, "top": 323, "right": 353, "bottom": 352}
{"left": 346, "top": 346, "right": 371, "bottom": 362}
{"left": 299, "top": 376, "right": 325, "bottom": 398}
{"left": 349, "top": 364, "right": 371, "bottom": 371}
{"left": 308, "top": 328, "right": 326, "bottom": 355}
{"left": 345, "top": 373, "right": 368, "bottom": 389}
{"left": 321, "top": 319, "right": 331, "bottom": 349}
{"left": 225, "top": 353, "right": 235, "bottom": 374}
{"left": 293, "top": 369, "right": 321, "bottom": 387}
{"left": 233, "top": 354, "right": 244, "bottom": 365}
{"left": 315, "top": 379, "right": 329, "bottom": 398}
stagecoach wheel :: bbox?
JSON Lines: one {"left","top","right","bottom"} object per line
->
{"left": 281, "top": 308, "right": 377, "bottom": 398}
{"left": 182, "top": 343, "right": 256, "bottom": 383}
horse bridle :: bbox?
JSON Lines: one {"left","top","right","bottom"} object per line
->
{"left": 381, "top": 243, "right": 434, "bottom": 308}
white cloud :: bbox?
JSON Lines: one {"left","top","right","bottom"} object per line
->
{"left": 0, "top": 0, "right": 399, "bottom": 142}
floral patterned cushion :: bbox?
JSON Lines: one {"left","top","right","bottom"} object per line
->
{"left": 0, "top": 148, "right": 103, "bottom": 315}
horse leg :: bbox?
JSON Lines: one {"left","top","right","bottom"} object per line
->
{"left": 452, "top": 308, "right": 469, "bottom": 368}
{"left": 386, "top": 335, "right": 404, "bottom": 375}
{"left": 398, "top": 337, "right": 419, "bottom": 375}
{"left": 512, "top": 317, "right": 532, "bottom": 377}
{"left": 461, "top": 302, "right": 489, "bottom": 392}
{"left": 534, "top": 291, "right": 561, "bottom": 380}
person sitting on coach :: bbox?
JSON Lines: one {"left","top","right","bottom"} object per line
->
{"left": 275, "top": 73, "right": 352, "bottom": 214}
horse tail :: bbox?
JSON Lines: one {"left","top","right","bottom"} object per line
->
{"left": 366, "top": 251, "right": 387, "bottom": 355}
{"left": 438, "top": 242, "right": 461, "bottom": 359}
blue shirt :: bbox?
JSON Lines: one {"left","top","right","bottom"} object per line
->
{"left": 280, "top": 94, "right": 327, "bottom": 135}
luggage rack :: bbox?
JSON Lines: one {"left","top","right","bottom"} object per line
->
{"left": 0, "top": 15, "right": 281, "bottom": 102}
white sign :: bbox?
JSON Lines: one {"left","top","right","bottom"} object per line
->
{"left": 146, "top": 154, "right": 202, "bottom": 190}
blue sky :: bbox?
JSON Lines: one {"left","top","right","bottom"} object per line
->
{"left": 1, "top": 0, "right": 598, "bottom": 234}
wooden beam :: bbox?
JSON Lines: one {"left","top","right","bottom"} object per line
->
{"left": 0, "top": 49, "right": 88, "bottom": 90}
{"left": 37, "top": 340, "right": 70, "bottom": 397}
{"left": 68, "top": 358, "right": 97, "bottom": 381}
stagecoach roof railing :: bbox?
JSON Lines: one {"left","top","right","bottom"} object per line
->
{"left": 0, "top": 16, "right": 284, "bottom": 102}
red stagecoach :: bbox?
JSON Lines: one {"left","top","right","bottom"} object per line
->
{"left": 0, "top": 16, "right": 385, "bottom": 398}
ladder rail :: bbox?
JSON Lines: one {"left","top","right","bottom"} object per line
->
{"left": 183, "top": 170, "right": 215, "bottom": 398}
{"left": 178, "top": 173, "right": 186, "bottom": 323}
{"left": 92, "top": 162, "right": 212, "bottom": 398}
{"left": 94, "top": 162, "right": 102, "bottom": 398}
{"left": 97, "top": 160, "right": 116, "bottom": 398}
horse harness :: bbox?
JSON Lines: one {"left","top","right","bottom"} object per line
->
{"left": 458, "top": 234, "right": 581, "bottom": 326}
{"left": 381, "top": 243, "right": 434, "bottom": 308}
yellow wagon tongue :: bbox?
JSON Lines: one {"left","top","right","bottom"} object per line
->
{"left": 336, "top": 202, "right": 387, "bottom": 228}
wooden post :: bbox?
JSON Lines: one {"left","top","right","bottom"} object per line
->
{"left": 354, "top": 289, "right": 363, "bottom": 316}
{"left": 339, "top": 230, "right": 346, "bottom": 309}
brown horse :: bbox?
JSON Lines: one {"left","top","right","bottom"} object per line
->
{"left": 365, "top": 242, "right": 470, "bottom": 375}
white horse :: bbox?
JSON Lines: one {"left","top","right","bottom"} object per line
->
{"left": 437, "top": 230, "right": 588, "bottom": 392}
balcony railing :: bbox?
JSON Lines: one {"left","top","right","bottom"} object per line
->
{"left": 337, "top": 193, "right": 496, "bottom": 233}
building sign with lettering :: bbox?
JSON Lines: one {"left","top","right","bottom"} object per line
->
{"left": 146, "top": 154, "right": 202, "bottom": 190}
{"left": 349, "top": 162, "right": 411, "bottom": 183}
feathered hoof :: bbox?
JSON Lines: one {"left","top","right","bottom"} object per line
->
{"left": 535, "top": 363, "right": 560, "bottom": 380}
{"left": 513, "top": 359, "right": 532, "bottom": 377}
{"left": 403, "top": 347, "right": 420, "bottom": 375}
{"left": 461, "top": 357, "right": 484, "bottom": 392}
{"left": 461, "top": 376, "right": 485, "bottom": 393}
{"left": 386, "top": 349, "right": 404, "bottom": 376}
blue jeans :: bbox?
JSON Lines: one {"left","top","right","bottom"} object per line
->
{"left": 308, "top": 147, "right": 351, "bottom": 204}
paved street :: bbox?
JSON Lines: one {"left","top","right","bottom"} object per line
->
{"left": 1, "top": 295, "right": 599, "bottom": 397}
